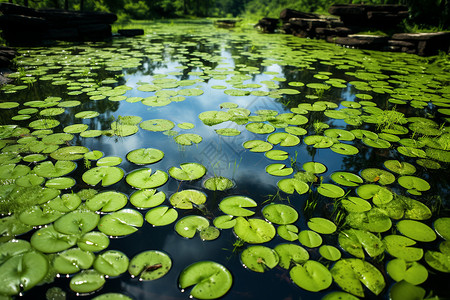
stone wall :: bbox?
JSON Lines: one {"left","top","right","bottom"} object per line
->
{"left": 256, "top": 6, "right": 450, "bottom": 56}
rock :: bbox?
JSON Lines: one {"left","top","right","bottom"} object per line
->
{"left": 118, "top": 29, "right": 145, "bottom": 37}
{"left": 315, "top": 27, "right": 352, "bottom": 37}
{"left": 333, "top": 34, "right": 389, "bottom": 50}
{"left": 279, "top": 8, "right": 319, "bottom": 23}
{"left": 255, "top": 18, "right": 279, "bottom": 33}
{"left": 391, "top": 32, "right": 450, "bottom": 56}
{"left": 214, "top": 19, "right": 238, "bottom": 28}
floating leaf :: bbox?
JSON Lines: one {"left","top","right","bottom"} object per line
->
{"left": 361, "top": 168, "right": 395, "bottom": 185}
{"left": 126, "top": 168, "right": 168, "bottom": 189}
{"left": 54, "top": 210, "right": 100, "bottom": 234}
{"left": 246, "top": 123, "right": 275, "bottom": 134}
{"left": 130, "top": 189, "right": 165, "bottom": 209}
{"left": 338, "top": 229, "right": 385, "bottom": 259}
{"left": 77, "top": 231, "right": 110, "bottom": 252}
{"left": 298, "top": 230, "right": 322, "bottom": 248}
{"left": 303, "top": 162, "right": 327, "bottom": 174}
{"left": 383, "top": 235, "right": 423, "bottom": 261}
{"left": 234, "top": 217, "right": 275, "bottom": 244}
{"left": 140, "top": 119, "right": 175, "bottom": 131}
{"left": 219, "top": 196, "right": 256, "bottom": 217}
{"left": 50, "top": 146, "right": 89, "bottom": 160}
{"left": 213, "top": 215, "right": 236, "bottom": 229}
{"left": 307, "top": 217, "right": 336, "bottom": 234}
{"left": 389, "top": 281, "right": 426, "bottom": 300}
{"left": 331, "top": 258, "right": 385, "bottom": 297}
{"left": 319, "top": 245, "right": 341, "bottom": 261}
{"left": 397, "top": 220, "right": 436, "bottom": 242}
{"left": 243, "top": 140, "right": 273, "bottom": 152}
{"left": 174, "top": 133, "right": 202, "bottom": 145}
{"left": 86, "top": 191, "right": 128, "bottom": 212}
{"left": 277, "top": 178, "right": 310, "bottom": 195}
{"left": 178, "top": 261, "right": 232, "bottom": 299}
{"left": 277, "top": 224, "right": 299, "bottom": 241}
{"left": 317, "top": 183, "right": 345, "bottom": 198}
{"left": 94, "top": 250, "right": 129, "bottom": 277}
{"left": 168, "top": 163, "right": 206, "bottom": 181}
{"left": 356, "top": 184, "right": 393, "bottom": 205}
{"left": 265, "top": 163, "right": 293, "bottom": 176}
{"left": 274, "top": 243, "right": 309, "bottom": 268}
{"left": 424, "top": 250, "right": 450, "bottom": 272}
{"left": 435, "top": 217, "right": 450, "bottom": 240}
{"left": 53, "top": 248, "right": 95, "bottom": 274}
{"left": 262, "top": 203, "right": 298, "bottom": 225}
{"left": 398, "top": 176, "right": 430, "bottom": 195}
{"left": 240, "top": 245, "right": 279, "bottom": 273}
{"left": 267, "top": 132, "right": 300, "bottom": 146}
{"left": 290, "top": 260, "right": 332, "bottom": 292}
{"left": 331, "top": 172, "right": 363, "bottom": 187}
{"left": 70, "top": 269, "right": 105, "bottom": 294}
{"left": 170, "top": 189, "right": 206, "bottom": 209}
{"left": 203, "top": 176, "right": 234, "bottom": 191}
{"left": 126, "top": 148, "right": 164, "bottom": 165}
{"left": 386, "top": 259, "right": 428, "bottom": 285}
{"left": 82, "top": 166, "right": 124, "bottom": 187}
{"left": 98, "top": 209, "right": 143, "bottom": 237}
{"left": 31, "top": 225, "right": 77, "bottom": 253}
{"left": 384, "top": 160, "right": 416, "bottom": 175}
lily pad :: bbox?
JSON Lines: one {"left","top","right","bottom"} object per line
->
{"left": 234, "top": 217, "right": 276, "bottom": 244}
{"left": 274, "top": 243, "right": 309, "bottom": 268}
{"left": 434, "top": 217, "right": 450, "bottom": 240}
{"left": 360, "top": 168, "right": 395, "bottom": 185}
{"left": 82, "top": 166, "right": 124, "bottom": 187}
{"left": 45, "top": 177, "right": 76, "bottom": 189}
{"left": 389, "top": 281, "right": 426, "bottom": 300}
{"left": 94, "top": 250, "right": 129, "bottom": 277}
{"left": 331, "top": 172, "right": 363, "bottom": 187}
{"left": 330, "top": 258, "right": 385, "bottom": 297}
{"left": 384, "top": 160, "right": 416, "bottom": 175}
{"left": 277, "top": 178, "right": 310, "bottom": 195}
{"left": 317, "top": 183, "right": 345, "bottom": 198}
{"left": 54, "top": 210, "right": 100, "bottom": 234}
{"left": 203, "top": 176, "right": 234, "bottom": 191}
{"left": 140, "top": 119, "right": 175, "bottom": 131}
{"left": 338, "top": 229, "right": 385, "bottom": 259}
{"left": 240, "top": 245, "right": 279, "bottom": 273}
{"left": 386, "top": 259, "right": 428, "bottom": 285}
{"left": 262, "top": 203, "right": 298, "bottom": 225}
{"left": 356, "top": 184, "right": 393, "bottom": 205}
{"left": 30, "top": 225, "right": 77, "bottom": 253}
{"left": 168, "top": 163, "right": 206, "bottom": 181}
{"left": 330, "top": 143, "right": 359, "bottom": 155}
{"left": 303, "top": 162, "right": 327, "bottom": 174}
{"left": 175, "top": 215, "right": 210, "bottom": 238}
{"left": 219, "top": 196, "right": 257, "bottom": 217}
{"left": 290, "top": 260, "right": 332, "bottom": 292}
{"left": 246, "top": 123, "right": 275, "bottom": 134}
{"left": 174, "top": 133, "right": 203, "bottom": 145}
{"left": 199, "top": 226, "right": 220, "bottom": 241}
{"left": 213, "top": 215, "right": 236, "bottom": 229}
{"left": 307, "top": 217, "right": 336, "bottom": 234}
{"left": 53, "top": 248, "right": 95, "bottom": 274}
{"left": 126, "top": 148, "right": 164, "bottom": 165}
{"left": 319, "top": 245, "right": 341, "bottom": 261}
{"left": 277, "top": 224, "right": 299, "bottom": 241}
{"left": 178, "top": 261, "right": 232, "bottom": 299}
{"left": 265, "top": 163, "right": 293, "bottom": 176}
{"left": 169, "top": 189, "right": 206, "bottom": 209}
{"left": 145, "top": 206, "right": 178, "bottom": 227}
{"left": 50, "top": 146, "right": 89, "bottom": 160}
{"left": 69, "top": 269, "right": 105, "bottom": 294}
{"left": 98, "top": 209, "right": 144, "bottom": 237}
{"left": 130, "top": 189, "right": 165, "bottom": 209}
{"left": 86, "top": 191, "right": 128, "bottom": 212}
{"left": 424, "top": 250, "right": 450, "bottom": 273}
{"left": 383, "top": 235, "right": 423, "bottom": 261}
{"left": 298, "top": 230, "right": 322, "bottom": 248}
{"left": 243, "top": 140, "right": 273, "bottom": 152}
{"left": 397, "top": 220, "right": 436, "bottom": 242}
{"left": 267, "top": 132, "right": 300, "bottom": 146}
{"left": 397, "top": 176, "right": 430, "bottom": 195}
{"left": 77, "top": 231, "right": 110, "bottom": 252}
{"left": 126, "top": 168, "right": 169, "bottom": 189}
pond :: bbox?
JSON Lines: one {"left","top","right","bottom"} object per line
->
{"left": 0, "top": 20, "right": 449, "bottom": 300}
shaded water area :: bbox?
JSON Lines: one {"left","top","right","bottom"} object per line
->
{"left": 0, "top": 20, "right": 449, "bottom": 300}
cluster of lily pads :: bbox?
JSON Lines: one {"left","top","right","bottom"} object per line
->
{"left": 0, "top": 21, "right": 449, "bottom": 300}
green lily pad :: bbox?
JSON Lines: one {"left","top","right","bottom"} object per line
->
{"left": 215, "top": 128, "right": 241, "bottom": 136}
{"left": 45, "top": 177, "right": 76, "bottom": 189}
{"left": 265, "top": 163, "right": 293, "bottom": 176}
{"left": 54, "top": 210, "right": 100, "bottom": 234}
{"left": 97, "top": 156, "right": 122, "bottom": 167}
{"left": 47, "top": 193, "right": 81, "bottom": 212}
{"left": 277, "top": 224, "right": 300, "bottom": 241}
{"left": 298, "top": 230, "right": 322, "bottom": 248}
{"left": 98, "top": 209, "right": 144, "bottom": 237}
{"left": 264, "top": 150, "right": 288, "bottom": 161}
{"left": 356, "top": 184, "right": 393, "bottom": 205}
{"left": 145, "top": 206, "right": 178, "bottom": 227}
{"left": 321, "top": 291, "right": 359, "bottom": 300}
{"left": 424, "top": 250, "right": 450, "bottom": 272}
{"left": 234, "top": 217, "right": 275, "bottom": 244}
{"left": 199, "top": 226, "right": 220, "bottom": 241}
{"left": 168, "top": 163, "right": 206, "bottom": 181}
{"left": 303, "top": 162, "right": 327, "bottom": 174}
{"left": 0, "top": 251, "right": 49, "bottom": 296}
{"left": 383, "top": 235, "right": 423, "bottom": 261}
{"left": 331, "top": 258, "right": 385, "bottom": 297}
{"left": 53, "top": 248, "right": 95, "bottom": 274}
{"left": 126, "top": 148, "right": 164, "bottom": 165}
{"left": 384, "top": 160, "right": 416, "bottom": 175}
{"left": 92, "top": 293, "right": 132, "bottom": 300}
{"left": 267, "top": 132, "right": 300, "bottom": 146}
{"left": 397, "top": 220, "right": 436, "bottom": 242}
{"left": 317, "top": 183, "right": 345, "bottom": 198}
{"left": 130, "top": 189, "right": 165, "bottom": 209}
{"left": 64, "top": 124, "right": 89, "bottom": 134}
{"left": 361, "top": 168, "right": 395, "bottom": 185}
{"left": 0, "top": 164, "right": 30, "bottom": 179}
{"left": 386, "top": 259, "right": 428, "bottom": 285}
{"left": 338, "top": 229, "right": 385, "bottom": 259}
{"left": 94, "top": 250, "right": 129, "bottom": 277}
{"left": 174, "top": 133, "right": 203, "bottom": 145}
{"left": 240, "top": 245, "right": 279, "bottom": 273}
{"left": 30, "top": 225, "right": 77, "bottom": 253}
{"left": 126, "top": 168, "right": 168, "bottom": 189}
{"left": 129, "top": 250, "right": 172, "bottom": 281}
{"left": 34, "top": 161, "right": 76, "bottom": 178}
{"left": 330, "top": 143, "right": 359, "bottom": 155}
{"left": 290, "top": 260, "right": 332, "bottom": 292}
{"left": 341, "top": 196, "right": 372, "bottom": 213}
{"left": 304, "top": 135, "right": 335, "bottom": 148}
{"left": 324, "top": 129, "right": 355, "bottom": 141}
{"left": 213, "top": 215, "right": 236, "bottom": 229}
{"left": 77, "top": 231, "right": 110, "bottom": 252}
{"left": 319, "top": 245, "right": 341, "bottom": 261}
{"left": 82, "top": 166, "right": 124, "bottom": 187}
{"left": 140, "top": 119, "right": 175, "bottom": 131}
{"left": 243, "top": 140, "right": 273, "bottom": 152}
{"left": 262, "top": 204, "right": 298, "bottom": 225}
{"left": 70, "top": 269, "right": 105, "bottom": 294}
{"left": 198, "top": 111, "right": 232, "bottom": 126}
{"left": 389, "top": 281, "right": 426, "bottom": 300}
{"left": 397, "top": 176, "right": 430, "bottom": 195}
{"left": 50, "top": 146, "right": 89, "bottom": 160}
{"left": 274, "top": 243, "right": 309, "bottom": 268}
{"left": 331, "top": 172, "right": 363, "bottom": 187}
{"left": 178, "top": 261, "right": 232, "bottom": 299}
{"left": 346, "top": 208, "right": 392, "bottom": 232}
{"left": 246, "top": 123, "right": 275, "bottom": 134}
{"left": 169, "top": 189, "right": 206, "bottom": 209}
{"left": 435, "top": 217, "right": 450, "bottom": 240}
{"left": 307, "top": 217, "right": 336, "bottom": 234}
{"left": 75, "top": 111, "right": 100, "bottom": 119}
{"left": 86, "top": 191, "right": 128, "bottom": 212}
{"left": 219, "top": 196, "right": 257, "bottom": 217}
{"left": 203, "top": 176, "right": 234, "bottom": 191}
{"left": 277, "top": 178, "right": 310, "bottom": 195}
{"left": 19, "top": 204, "right": 64, "bottom": 226}
{"left": 175, "top": 215, "right": 210, "bottom": 238}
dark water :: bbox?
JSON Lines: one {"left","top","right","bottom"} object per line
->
{"left": 1, "top": 20, "right": 449, "bottom": 300}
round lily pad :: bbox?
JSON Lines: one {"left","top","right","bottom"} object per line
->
{"left": 86, "top": 191, "right": 128, "bottom": 212}
{"left": 424, "top": 250, "right": 450, "bottom": 272}
{"left": 383, "top": 235, "right": 423, "bottom": 261}
{"left": 434, "top": 217, "right": 450, "bottom": 240}
{"left": 129, "top": 250, "right": 172, "bottom": 281}
{"left": 319, "top": 245, "right": 341, "bottom": 261}
{"left": 317, "top": 183, "right": 345, "bottom": 198}
{"left": 130, "top": 189, "right": 165, "bottom": 209}
{"left": 243, "top": 140, "right": 273, "bottom": 152}
{"left": 330, "top": 143, "right": 359, "bottom": 155}
{"left": 307, "top": 217, "right": 336, "bottom": 234}
{"left": 19, "top": 205, "right": 64, "bottom": 226}
{"left": 70, "top": 269, "right": 105, "bottom": 294}
{"left": 277, "top": 178, "right": 310, "bottom": 195}
{"left": 303, "top": 162, "right": 327, "bottom": 174}
{"left": 45, "top": 177, "right": 76, "bottom": 189}
{"left": 234, "top": 217, "right": 276, "bottom": 244}
{"left": 277, "top": 224, "right": 300, "bottom": 241}
{"left": 92, "top": 293, "right": 132, "bottom": 300}
{"left": 290, "top": 260, "right": 332, "bottom": 292}
{"left": 219, "top": 196, "right": 257, "bottom": 217}
{"left": 174, "top": 133, "right": 203, "bottom": 145}
{"left": 203, "top": 176, "right": 234, "bottom": 191}
{"left": 175, "top": 215, "right": 210, "bottom": 238}
{"left": 356, "top": 184, "right": 393, "bottom": 205}
{"left": 398, "top": 176, "right": 430, "bottom": 195}
{"left": 213, "top": 215, "right": 236, "bottom": 229}
{"left": 386, "top": 259, "right": 428, "bottom": 285}
{"left": 199, "top": 226, "right": 220, "bottom": 241}
{"left": 384, "top": 160, "right": 416, "bottom": 175}
{"left": 168, "top": 163, "right": 206, "bottom": 181}
{"left": 361, "top": 168, "right": 395, "bottom": 185}
{"left": 126, "top": 148, "right": 164, "bottom": 165}
{"left": 145, "top": 206, "right": 178, "bottom": 226}
{"left": 338, "top": 229, "right": 385, "bottom": 259}
{"left": 94, "top": 250, "right": 129, "bottom": 277}
{"left": 397, "top": 220, "right": 436, "bottom": 242}
{"left": 262, "top": 203, "right": 298, "bottom": 225}
{"left": 267, "top": 132, "right": 300, "bottom": 146}
{"left": 53, "top": 248, "right": 95, "bottom": 274}
{"left": 274, "top": 243, "right": 309, "bottom": 269}
{"left": 140, "top": 119, "right": 175, "bottom": 131}
{"left": 50, "top": 146, "right": 89, "bottom": 160}
{"left": 331, "top": 172, "right": 363, "bottom": 187}
{"left": 126, "top": 168, "right": 168, "bottom": 189}
{"left": 298, "top": 230, "right": 323, "bottom": 248}
{"left": 240, "top": 245, "right": 279, "bottom": 273}
{"left": 77, "top": 231, "right": 110, "bottom": 252}
{"left": 98, "top": 209, "right": 144, "bottom": 237}
{"left": 33, "top": 160, "right": 77, "bottom": 178}
{"left": 31, "top": 225, "right": 77, "bottom": 253}
{"left": 170, "top": 189, "right": 206, "bottom": 209}
{"left": 265, "top": 163, "right": 293, "bottom": 176}
{"left": 321, "top": 291, "right": 359, "bottom": 300}
{"left": 389, "top": 281, "right": 426, "bottom": 300}
{"left": 178, "top": 261, "right": 232, "bottom": 299}
{"left": 246, "top": 123, "right": 275, "bottom": 134}
{"left": 54, "top": 210, "right": 100, "bottom": 234}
